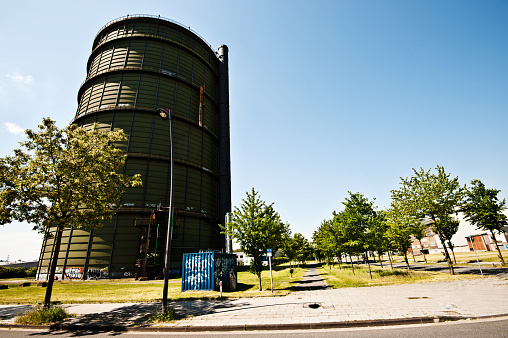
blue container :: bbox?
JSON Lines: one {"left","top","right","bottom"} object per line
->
{"left": 181, "top": 252, "right": 237, "bottom": 291}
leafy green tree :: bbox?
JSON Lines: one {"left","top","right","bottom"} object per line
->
{"left": 370, "top": 210, "right": 389, "bottom": 268}
{"left": 411, "top": 222, "right": 428, "bottom": 263}
{"left": 333, "top": 211, "right": 359, "bottom": 273}
{"left": 280, "top": 231, "right": 297, "bottom": 268}
{"left": 0, "top": 118, "right": 142, "bottom": 307}
{"left": 310, "top": 232, "right": 325, "bottom": 263}
{"left": 462, "top": 179, "right": 508, "bottom": 265}
{"left": 386, "top": 200, "right": 418, "bottom": 270}
{"left": 226, "top": 188, "right": 289, "bottom": 290}
{"left": 437, "top": 215, "right": 460, "bottom": 264}
{"left": 391, "top": 165, "right": 464, "bottom": 274}
{"left": 313, "top": 219, "right": 340, "bottom": 269}
{"left": 335, "top": 192, "right": 377, "bottom": 277}
{"left": 293, "top": 233, "right": 313, "bottom": 265}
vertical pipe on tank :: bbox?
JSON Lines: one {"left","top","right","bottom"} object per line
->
{"left": 225, "top": 212, "right": 232, "bottom": 253}
{"left": 218, "top": 45, "right": 231, "bottom": 251}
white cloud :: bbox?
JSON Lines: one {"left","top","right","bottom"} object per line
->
{"left": 4, "top": 122, "right": 24, "bottom": 136}
{"left": 5, "top": 74, "right": 33, "bottom": 85}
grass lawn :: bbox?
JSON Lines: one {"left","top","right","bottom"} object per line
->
{"left": 0, "top": 263, "right": 306, "bottom": 304}
{"left": 317, "top": 263, "right": 479, "bottom": 288}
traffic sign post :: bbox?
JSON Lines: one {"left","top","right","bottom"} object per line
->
{"left": 267, "top": 249, "right": 273, "bottom": 293}
{"left": 469, "top": 236, "right": 483, "bottom": 277}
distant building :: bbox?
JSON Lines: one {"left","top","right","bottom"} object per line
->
{"left": 235, "top": 252, "right": 254, "bottom": 265}
{"left": 235, "top": 251, "right": 279, "bottom": 266}
{"left": 408, "top": 213, "right": 508, "bottom": 256}
{"left": 466, "top": 233, "right": 503, "bottom": 252}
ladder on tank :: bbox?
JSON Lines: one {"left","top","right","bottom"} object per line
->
{"left": 134, "top": 209, "right": 167, "bottom": 280}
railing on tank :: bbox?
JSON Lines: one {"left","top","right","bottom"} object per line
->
{"left": 94, "top": 14, "right": 214, "bottom": 51}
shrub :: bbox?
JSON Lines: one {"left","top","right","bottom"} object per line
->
{"left": 15, "top": 305, "right": 72, "bottom": 325}
{"left": 0, "top": 267, "right": 25, "bottom": 279}
{"left": 150, "top": 308, "right": 177, "bottom": 323}
{"left": 25, "top": 267, "right": 37, "bottom": 277}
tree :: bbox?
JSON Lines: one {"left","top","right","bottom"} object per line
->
{"left": 386, "top": 200, "right": 419, "bottom": 270}
{"left": 311, "top": 229, "right": 326, "bottom": 264}
{"left": 293, "top": 233, "right": 313, "bottom": 266}
{"left": 370, "top": 210, "right": 389, "bottom": 268}
{"left": 391, "top": 165, "right": 464, "bottom": 274}
{"left": 411, "top": 222, "right": 428, "bottom": 263}
{"left": 0, "top": 118, "right": 142, "bottom": 307}
{"left": 462, "top": 179, "right": 508, "bottom": 265}
{"left": 333, "top": 211, "right": 359, "bottom": 274}
{"left": 437, "top": 215, "right": 460, "bottom": 264}
{"left": 336, "top": 192, "right": 377, "bottom": 277}
{"left": 281, "top": 232, "right": 297, "bottom": 268}
{"left": 313, "top": 219, "right": 341, "bottom": 269}
{"left": 226, "top": 188, "right": 289, "bottom": 291}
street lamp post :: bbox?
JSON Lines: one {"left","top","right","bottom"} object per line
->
{"left": 157, "top": 108, "right": 174, "bottom": 313}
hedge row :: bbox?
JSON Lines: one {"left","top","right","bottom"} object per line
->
{"left": 0, "top": 266, "right": 37, "bottom": 279}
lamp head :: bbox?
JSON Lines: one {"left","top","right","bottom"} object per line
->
{"left": 157, "top": 108, "right": 172, "bottom": 120}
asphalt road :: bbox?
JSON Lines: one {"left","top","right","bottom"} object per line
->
{"left": 1, "top": 317, "right": 507, "bottom": 338}
{"left": 371, "top": 262, "right": 508, "bottom": 277}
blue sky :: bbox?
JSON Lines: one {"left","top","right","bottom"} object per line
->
{"left": 1, "top": 0, "right": 507, "bottom": 261}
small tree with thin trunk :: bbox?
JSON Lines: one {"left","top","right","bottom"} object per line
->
{"left": 412, "top": 222, "right": 428, "bottom": 263}
{"left": 226, "top": 188, "right": 289, "bottom": 291}
{"left": 437, "top": 215, "right": 460, "bottom": 264}
{"left": 391, "top": 165, "right": 464, "bottom": 275}
{"left": 386, "top": 201, "right": 418, "bottom": 271}
{"left": 462, "top": 179, "right": 508, "bottom": 265}
{"left": 0, "top": 118, "right": 142, "bottom": 307}
{"left": 313, "top": 219, "right": 341, "bottom": 270}
{"left": 370, "top": 210, "right": 389, "bottom": 268}
{"left": 280, "top": 231, "right": 297, "bottom": 269}
{"left": 336, "top": 192, "right": 377, "bottom": 278}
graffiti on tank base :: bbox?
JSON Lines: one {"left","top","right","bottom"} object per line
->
{"left": 87, "top": 268, "right": 109, "bottom": 279}
{"left": 168, "top": 269, "right": 181, "bottom": 275}
{"left": 65, "top": 267, "right": 83, "bottom": 280}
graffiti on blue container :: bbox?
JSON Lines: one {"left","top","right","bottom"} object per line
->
{"left": 182, "top": 252, "right": 237, "bottom": 291}
{"left": 185, "top": 254, "right": 213, "bottom": 270}
{"left": 185, "top": 272, "right": 207, "bottom": 289}
{"left": 183, "top": 253, "right": 214, "bottom": 290}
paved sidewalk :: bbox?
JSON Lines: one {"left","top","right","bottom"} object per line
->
{"left": 293, "top": 264, "right": 328, "bottom": 290}
{"left": 1, "top": 267, "right": 508, "bottom": 331}
{"left": 162, "top": 276, "right": 508, "bottom": 328}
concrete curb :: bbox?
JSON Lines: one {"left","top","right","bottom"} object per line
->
{"left": 2, "top": 313, "right": 508, "bottom": 332}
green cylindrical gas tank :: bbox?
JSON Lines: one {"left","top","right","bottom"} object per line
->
{"left": 37, "top": 15, "right": 231, "bottom": 280}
